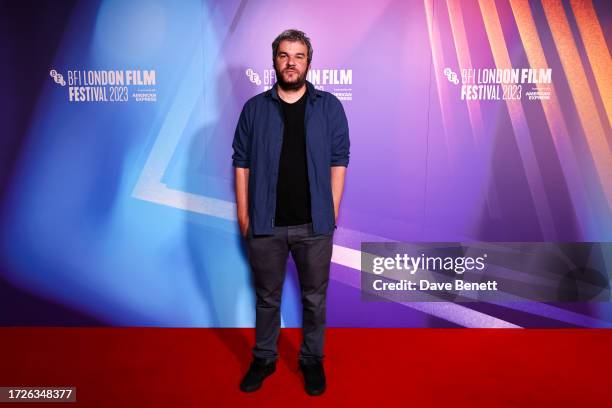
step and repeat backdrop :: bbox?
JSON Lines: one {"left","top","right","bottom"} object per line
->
{"left": 1, "top": 0, "right": 611, "bottom": 328}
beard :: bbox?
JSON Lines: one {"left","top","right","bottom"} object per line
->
{"left": 274, "top": 65, "right": 308, "bottom": 91}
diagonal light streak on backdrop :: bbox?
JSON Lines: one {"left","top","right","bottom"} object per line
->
{"left": 541, "top": 0, "right": 612, "bottom": 210}
{"left": 569, "top": 0, "right": 612, "bottom": 129}
{"left": 424, "top": 0, "right": 454, "bottom": 162}
{"left": 509, "top": 0, "right": 595, "bottom": 237}
{"left": 478, "top": 0, "right": 557, "bottom": 240}
{"left": 445, "top": 0, "right": 502, "bottom": 220}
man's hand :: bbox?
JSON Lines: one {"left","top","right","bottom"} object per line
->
{"left": 331, "top": 166, "right": 346, "bottom": 226}
{"left": 239, "top": 216, "right": 250, "bottom": 238}
{"left": 235, "top": 167, "right": 250, "bottom": 237}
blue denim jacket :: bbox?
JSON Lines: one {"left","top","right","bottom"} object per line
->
{"left": 232, "top": 80, "right": 350, "bottom": 235}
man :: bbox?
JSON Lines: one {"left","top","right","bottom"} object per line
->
{"left": 232, "top": 29, "right": 349, "bottom": 396}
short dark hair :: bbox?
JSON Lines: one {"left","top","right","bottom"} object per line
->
{"left": 272, "top": 29, "right": 313, "bottom": 64}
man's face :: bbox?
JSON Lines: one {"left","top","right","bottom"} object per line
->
{"left": 274, "top": 39, "right": 309, "bottom": 90}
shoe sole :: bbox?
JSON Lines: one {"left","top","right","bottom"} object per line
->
{"left": 305, "top": 385, "right": 326, "bottom": 396}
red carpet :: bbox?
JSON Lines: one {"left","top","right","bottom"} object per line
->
{"left": 1, "top": 328, "right": 611, "bottom": 406}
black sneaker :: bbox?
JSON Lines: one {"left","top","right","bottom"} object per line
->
{"left": 239, "top": 358, "right": 276, "bottom": 392}
{"left": 299, "top": 359, "right": 326, "bottom": 396}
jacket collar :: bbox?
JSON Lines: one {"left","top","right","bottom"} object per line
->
{"left": 266, "top": 80, "right": 321, "bottom": 102}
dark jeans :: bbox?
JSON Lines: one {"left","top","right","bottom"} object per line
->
{"left": 245, "top": 222, "right": 333, "bottom": 363}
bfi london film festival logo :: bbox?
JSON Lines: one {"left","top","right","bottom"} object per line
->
{"left": 245, "top": 67, "right": 353, "bottom": 101}
{"left": 443, "top": 67, "right": 552, "bottom": 101}
{"left": 49, "top": 69, "right": 158, "bottom": 102}
{"left": 245, "top": 68, "right": 262, "bottom": 86}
